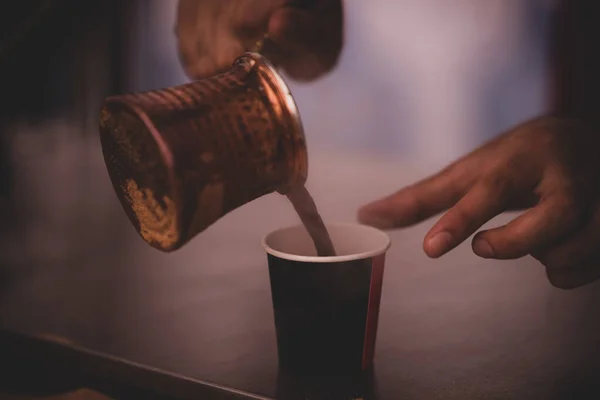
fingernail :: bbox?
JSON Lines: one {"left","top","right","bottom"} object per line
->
{"left": 425, "top": 231, "right": 452, "bottom": 258}
{"left": 473, "top": 239, "right": 494, "bottom": 258}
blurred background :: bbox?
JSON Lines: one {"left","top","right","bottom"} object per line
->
{"left": 6, "top": 0, "right": 599, "bottom": 396}
{"left": 0, "top": 0, "right": 557, "bottom": 351}
{"left": 0, "top": 0, "right": 556, "bottom": 267}
{"left": 129, "top": 0, "right": 556, "bottom": 163}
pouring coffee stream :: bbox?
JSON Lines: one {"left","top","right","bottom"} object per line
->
{"left": 98, "top": 50, "right": 336, "bottom": 256}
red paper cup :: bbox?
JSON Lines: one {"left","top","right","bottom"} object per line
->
{"left": 263, "top": 223, "right": 391, "bottom": 373}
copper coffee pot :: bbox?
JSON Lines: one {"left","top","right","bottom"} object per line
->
{"left": 99, "top": 52, "right": 307, "bottom": 252}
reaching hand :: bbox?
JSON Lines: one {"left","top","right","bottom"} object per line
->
{"left": 358, "top": 116, "right": 600, "bottom": 289}
{"left": 176, "top": 0, "right": 343, "bottom": 81}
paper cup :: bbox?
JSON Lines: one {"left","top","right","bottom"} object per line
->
{"left": 263, "top": 223, "right": 391, "bottom": 372}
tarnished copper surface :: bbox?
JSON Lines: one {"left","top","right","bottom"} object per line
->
{"left": 99, "top": 53, "right": 307, "bottom": 252}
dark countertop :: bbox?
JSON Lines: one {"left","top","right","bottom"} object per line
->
{"left": 1, "top": 151, "right": 600, "bottom": 400}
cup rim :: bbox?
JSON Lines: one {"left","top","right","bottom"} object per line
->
{"left": 262, "top": 222, "right": 391, "bottom": 263}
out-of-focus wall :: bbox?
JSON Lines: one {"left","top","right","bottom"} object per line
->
{"left": 133, "top": 0, "right": 556, "bottom": 169}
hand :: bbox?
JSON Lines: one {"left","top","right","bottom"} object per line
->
{"left": 358, "top": 116, "right": 600, "bottom": 289}
{"left": 176, "top": 0, "right": 343, "bottom": 81}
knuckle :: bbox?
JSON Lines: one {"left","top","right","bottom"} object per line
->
{"left": 508, "top": 117, "right": 566, "bottom": 157}
{"left": 494, "top": 238, "right": 525, "bottom": 258}
{"left": 441, "top": 159, "right": 478, "bottom": 190}
{"left": 555, "top": 195, "right": 577, "bottom": 219}
{"left": 404, "top": 193, "right": 428, "bottom": 223}
{"left": 557, "top": 191, "right": 580, "bottom": 209}
{"left": 389, "top": 189, "right": 429, "bottom": 225}
{"left": 484, "top": 230, "right": 529, "bottom": 259}
{"left": 553, "top": 191, "right": 589, "bottom": 225}
{"left": 481, "top": 172, "right": 514, "bottom": 195}
{"left": 448, "top": 205, "right": 478, "bottom": 233}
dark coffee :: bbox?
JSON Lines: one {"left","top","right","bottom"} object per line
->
{"left": 286, "top": 185, "right": 336, "bottom": 257}
{"left": 267, "top": 255, "right": 384, "bottom": 372}
{"left": 269, "top": 255, "right": 371, "bottom": 370}
{"left": 264, "top": 223, "right": 389, "bottom": 372}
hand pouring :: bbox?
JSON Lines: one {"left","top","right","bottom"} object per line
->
{"left": 99, "top": 52, "right": 307, "bottom": 252}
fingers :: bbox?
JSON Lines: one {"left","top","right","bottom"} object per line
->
{"left": 358, "top": 163, "right": 476, "bottom": 230}
{"left": 269, "top": 8, "right": 318, "bottom": 51}
{"left": 176, "top": 0, "right": 342, "bottom": 81}
{"left": 422, "top": 175, "right": 516, "bottom": 258}
{"left": 176, "top": 0, "right": 250, "bottom": 79}
{"left": 471, "top": 193, "right": 587, "bottom": 260}
{"left": 267, "top": 3, "right": 342, "bottom": 80}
